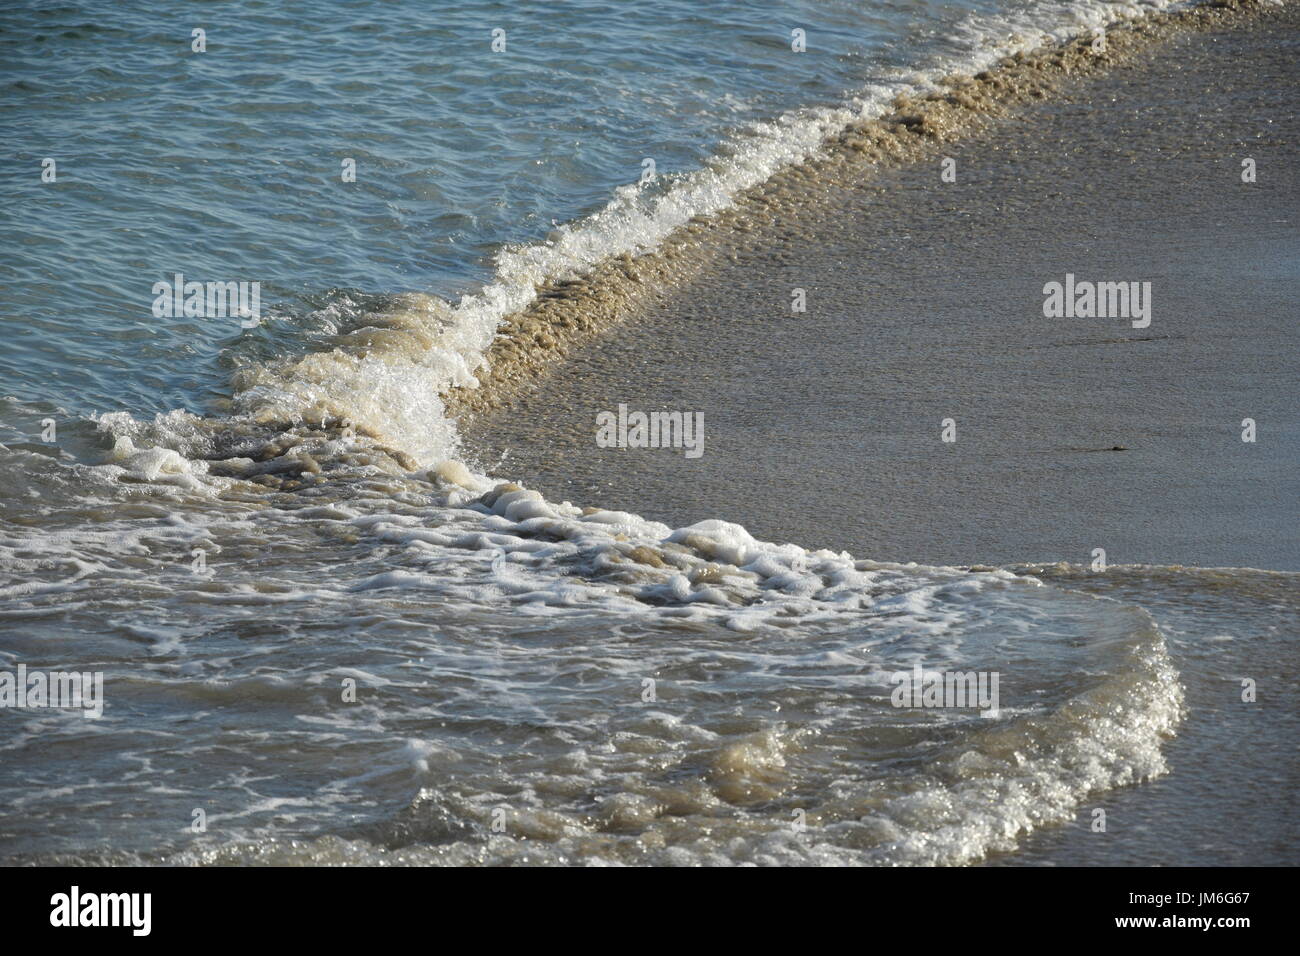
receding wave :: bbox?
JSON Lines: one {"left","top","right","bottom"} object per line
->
{"left": 170, "top": 0, "right": 1260, "bottom": 474}
{"left": 0, "top": 458, "right": 1185, "bottom": 865}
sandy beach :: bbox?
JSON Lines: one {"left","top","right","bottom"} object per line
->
{"left": 464, "top": 0, "right": 1298, "bottom": 572}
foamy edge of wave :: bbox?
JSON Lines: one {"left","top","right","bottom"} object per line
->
{"left": 228, "top": 0, "right": 1216, "bottom": 466}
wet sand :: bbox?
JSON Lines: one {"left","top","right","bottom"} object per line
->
{"left": 463, "top": 1, "right": 1299, "bottom": 573}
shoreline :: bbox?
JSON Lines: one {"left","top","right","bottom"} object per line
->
{"left": 462, "top": 0, "right": 1298, "bottom": 572}
{"left": 448, "top": 0, "right": 1289, "bottom": 418}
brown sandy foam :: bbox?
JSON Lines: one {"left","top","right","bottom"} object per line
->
{"left": 448, "top": 0, "right": 1285, "bottom": 417}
